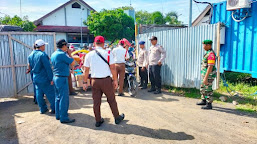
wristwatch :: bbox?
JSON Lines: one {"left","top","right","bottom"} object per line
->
{"left": 83, "top": 81, "right": 88, "bottom": 84}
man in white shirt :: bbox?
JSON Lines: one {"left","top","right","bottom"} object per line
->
{"left": 148, "top": 36, "right": 166, "bottom": 94}
{"left": 112, "top": 40, "right": 130, "bottom": 96}
{"left": 83, "top": 36, "right": 125, "bottom": 127}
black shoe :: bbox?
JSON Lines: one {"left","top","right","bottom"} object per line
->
{"left": 50, "top": 110, "right": 55, "bottom": 114}
{"left": 154, "top": 90, "right": 162, "bottom": 94}
{"left": 118, "top": 93, "right": 124, "bottom": 96}
{"left": 115, "top": 113, "right": 125, "bottom": 124}
{"left": 40, "top": 109, "right": 49, "bottom": 114}
{"left": 148, "top": 89, "right": 156, "bottom": 92}
{"left": 201, "top": 103, "right": 212, "bottom": 110}
{"left": 197, "top": 100, "right": 207, "bottom": 105}
{"left": 56, "top": 118, "right": 60, "bottom": 120}
{"left": 95, "top": 118, "right": 105, "bottom": 127}
{"left": 138, "top": 84, "right": 143, "bottom": 87}
{"left": 61, "top": 119, "right": 76, "bottom": 123}
{"left": 141, "top": 86, "right": 147, "bottom": 90}
{"left": 69, "top": 92, "right": 77, "bottom": 95}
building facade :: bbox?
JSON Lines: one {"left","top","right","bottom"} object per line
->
{"left": 34, "top": 0, "right": 95, "bottom": 46}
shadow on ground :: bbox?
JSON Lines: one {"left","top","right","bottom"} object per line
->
{"left": 0, "top": 97, "right": 38, "bottom": 144}
{"left": 68, "top": 113, "right": 195, "bottom": 141}
{"left": 116, "top": 90, "right": 179, "bottom": 103}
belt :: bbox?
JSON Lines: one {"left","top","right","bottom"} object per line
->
{"left": 55, "top": 75, "right": 68, "bottom": 77}
{"left": 92, "top": 76, "right": 110, "bottom": 79}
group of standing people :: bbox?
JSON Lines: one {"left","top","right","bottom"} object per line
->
{"left": 27, "top": 35, "right": 216, "bottom": 128}
{"left": 28, "top": 39, "right": 76, "bottom": 123}
{"left": 137, "top": 36, "right": 166, "bottom": 94}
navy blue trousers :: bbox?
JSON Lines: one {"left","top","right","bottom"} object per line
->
{"left": 149, "top": 65, "right": 162, "bottom": 90}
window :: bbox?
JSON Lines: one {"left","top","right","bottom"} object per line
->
{"left": 72, "top": 2, "right": 81, "bottom": 9}
{"left": 67, "top": 34, "right": 94, "bottom": 43}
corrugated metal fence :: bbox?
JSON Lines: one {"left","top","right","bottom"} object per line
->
{"left": 0, "top": 32, "right": 56, "bottom": 98}
{"left": 138, "top": 24, "right": 218, "bottom": 89}
{"left": 211, "top": 1, "right": 257, "bottom": 78}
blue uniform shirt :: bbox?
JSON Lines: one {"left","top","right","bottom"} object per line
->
{"left": 51, "top": 49, "right": 74, "bottom": 77}
{"left": 28, "top": 50, "right": 53, "bottom": 84}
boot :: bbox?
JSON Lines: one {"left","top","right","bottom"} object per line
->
{"left": 201, "top": 103, "right": 212, "bottom": 110}
{"left": 196, "top": 100, "right": 206, "bottom": 105}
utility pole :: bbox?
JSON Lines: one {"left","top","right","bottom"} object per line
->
{"left": 189, "top": 0, "right": 192, "bottom": 27}
{"left": 20, "top": 0, "right": 22, "bottom": 18}
{"left": 81, "top": 8, "right": 84, "bottom": 47}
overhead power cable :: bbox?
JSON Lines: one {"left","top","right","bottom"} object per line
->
{"left": 193, "top": 0, "right": 213, "bottom": 24}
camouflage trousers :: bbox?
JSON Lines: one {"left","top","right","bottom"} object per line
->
{"left": 200, "top": 77, "right": 214, "bottom": 103}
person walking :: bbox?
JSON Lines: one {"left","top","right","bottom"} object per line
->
{"left": 148, "top": 36, "right": 166, "bottom": 94}
{"left": 51, "top": 39, "right": 76, "bottom": 123}
{"left": 137, "top": 41, "right": 148, "bottom": 89}
{"left": 28, "top": 39, "right": 55, "bottom": 114}
{"left": 197, "top": 40, "right": 217, "bottom": 110}
{"left": 112, "top": 40, "right": 130, "bottom": 96}
{"left": 83, "top": 36, "right": 125, "bottom": 127}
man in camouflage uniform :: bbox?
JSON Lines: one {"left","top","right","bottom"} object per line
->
{"left": 197, "top": 40, "right": 217, "bottom": 110}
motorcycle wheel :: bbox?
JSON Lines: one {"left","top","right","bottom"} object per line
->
{"left": 128, "top": 78, "right": 138, "bottom": 97}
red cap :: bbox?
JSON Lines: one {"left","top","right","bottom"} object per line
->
{"left": 94, "top": 36, "right": 105, "bottom": 43}
{"left": 122, "top": 38, "right": 131, "bottom": 47}
{"left": 119, "top": 40, "right": 125, "bottom": 45}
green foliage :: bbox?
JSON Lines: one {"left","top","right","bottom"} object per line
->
{"left": 166, "top": 12, "right": 178, "bottom": 19}
{"left": 151, "top": 11, "right": 165, "bottom": 24}
{"left": 224, "top": 72, "right": 252, "bottom": 83}
{"left": 135, "top": 10, "right": 183, "bottom": 25}
{"left": 218, "top": 81, "right": 257, "bottom": 97}
{"left": 164, "top": 83, "right": 257, "bottom": 113}
{"left": 119, "top": 6, "right": 134, "bottom": 10}
{"left": 135, "top": 10, "right": 152, "bottom": 25}
{"left": 0, "top": 15, "right": 36, "bottom": 31}
{"left": 85, "top": 9, "right": 135, "bottom": 44}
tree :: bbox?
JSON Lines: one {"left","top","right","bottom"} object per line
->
{"left": 165, "top": 11, "right": 182, "bottom": 25}
{"left": 166, "top": 12, "right": 179, "bottom": 19}
{"left": 0, "top": 15, "right": 36, "bottom": 31}
{"left": 135, "top": 10, "right": 152, "bottom": 25}
{"left": 151, "top": 11, "right": 165, "bottom": 24}
{"left": 136, "top": 10, "right": 183, "bottom": 26}
{"left": 85, "top": 9, "right": 135, "bottom": 44}
{"left": 119, "top": 6, "right": 134, "bottom": 10}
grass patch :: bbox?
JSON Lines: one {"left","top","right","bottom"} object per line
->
{"left": 163, "top": 83, "right": 257, "bottom": 113}
{"left": 236, "top": 105, "right": 256, "bottom": 113}
{"left": 217, "top": 82, "right": 257, "bottom": 96}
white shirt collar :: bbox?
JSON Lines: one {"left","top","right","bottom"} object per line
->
{"left": 95, "top": 46, "right": 104, "bottom": 50}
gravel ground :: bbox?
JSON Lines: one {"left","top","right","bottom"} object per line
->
{"left": 1, "top": 89, "right": 257, "bottom": 144}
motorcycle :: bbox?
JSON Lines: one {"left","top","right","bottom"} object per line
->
{"left": 124, "top": 60, "right": 138, "bottom": 97}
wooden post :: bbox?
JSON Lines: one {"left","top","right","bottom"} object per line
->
{"left": 216, "top": 22, "right": 221, "bottom": 89}
{"left": 8, "top": 34, "right": 18, "bottom": 97}
{"left": 135, "top": 23, "right": 140, "bottom": 81}
{"left": 53, "top": 33, "right": 57, "bottom": 51}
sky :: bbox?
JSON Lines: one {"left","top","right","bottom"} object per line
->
{"left": 0, "top": 0, "right": 224, "bottom": 24}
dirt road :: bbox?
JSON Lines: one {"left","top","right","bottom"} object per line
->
{"left": 1, "top": 90, "right": 257, "bottom": 144}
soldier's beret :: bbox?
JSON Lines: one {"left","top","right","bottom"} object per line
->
{"left": 202, "top": 40, "right": 213, "bottom": 45}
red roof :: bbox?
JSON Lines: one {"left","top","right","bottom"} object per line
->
{"left": 34, "top": 25, "right": 90, "bottom": 33}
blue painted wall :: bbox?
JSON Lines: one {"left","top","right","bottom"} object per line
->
{"left": 211, "top": 1, "right": 257, "bottom": 78}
